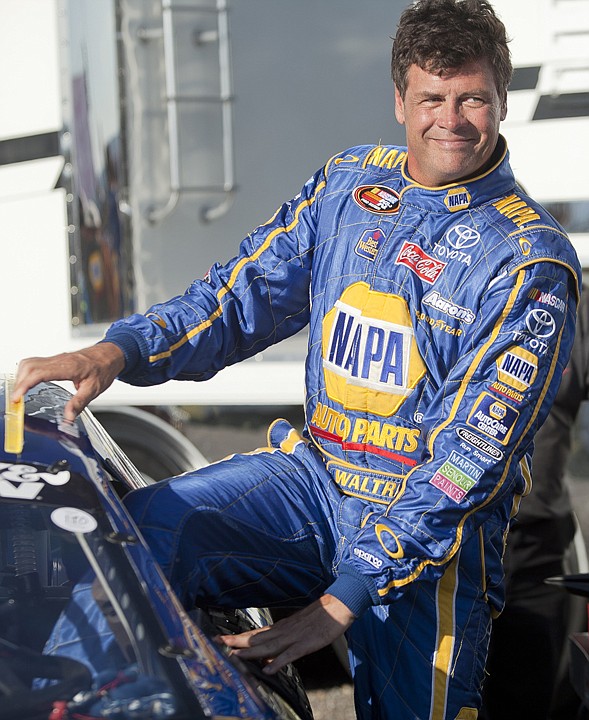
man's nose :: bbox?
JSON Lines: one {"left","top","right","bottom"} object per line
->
{"left": 437, "top": 101, "right": 467, "bottom": 130}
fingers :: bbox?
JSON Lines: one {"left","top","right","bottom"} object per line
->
{"left": 12, "top": 343, "right": 125, "bottom": 419}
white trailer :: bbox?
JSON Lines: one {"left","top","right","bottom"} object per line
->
{"left": 0, "top": 0, "right": 587, "bottom": 447}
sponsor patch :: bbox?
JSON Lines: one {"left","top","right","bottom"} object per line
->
{"left": 422, "top": 290, "right": 475, "bottom": 324}
{"left": 526, "top": 309, "right": 556, "bottom": 339}
{"left": 353, "top": 547, "right": 383, "bottom": 569}
{"left": 466, "top": 393, "right": 519, "bottom": 445}
{"left": 493, "top": 194, "right": 540, "bottom": 229}
{"left": 489, "top": 381, "right": 525, "bottom": 404}
{"left": 353, "top": 185, "right": 400, "bottom": 214}
{"left": 332, "top": 466, "right": 402, "bottom": 504}
{"left": 528, "top": 288, "right": 566, "bottom": 313}
{"left": 456, "top": 427, "right": 504, "bottom": 461}
{"left": 497, "top": 347, "right": 538, "bottom": 391}
{"left": 395, "top": 241, "right": 446, "bottom": 284}
{"left": 430, "top": 450, "right": 482, "bottom": 503}
{"left": 322, "top": 283, "right": 426, "bottom": 416}
{"left": 0, "top": 462, "right": 70, "bottom": 500}
{"left": 310, "top": 402, "right": 420, "bottom": 465}
{"left": 444, "top": 187, "right": 471, "bottom": 212}
{"left": 355, "top": 228, "right": 386, "bottom": 261}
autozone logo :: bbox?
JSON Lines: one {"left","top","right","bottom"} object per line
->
{"left": 395, "top": 242, "right": 446, "bottom": 284}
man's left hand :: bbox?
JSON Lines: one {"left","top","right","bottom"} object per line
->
{"left": 219, "top": 594, "right": 355, "bottom": 675}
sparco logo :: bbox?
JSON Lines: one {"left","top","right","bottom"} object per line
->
{"left": 423, "top": 290, "right": 475, "bottom": 324}
{"left": 446, "top": 225, "right": 480, "bottom": 250}
{"left": 395, "top": 242, "right": 446, "bottom": 284}
{"left": 525, "top": 309, "right": 556, "bottom": 338}
{"left": 353, "top": 547, "right": 383, "bottom": 569}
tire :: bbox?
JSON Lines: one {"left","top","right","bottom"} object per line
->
{"left": 93, "top": 406, "right": 208, "bottom": 482}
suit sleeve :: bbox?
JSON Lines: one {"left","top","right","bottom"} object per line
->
{"left": 102, "top": 168, "right": 327, "bottom": 386}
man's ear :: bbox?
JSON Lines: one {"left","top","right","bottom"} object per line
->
{"left": 394, "top": 86, "right": 406, "bottom": 125}
{"left": 500, "top": 95, "right": 507, "bottom": 122}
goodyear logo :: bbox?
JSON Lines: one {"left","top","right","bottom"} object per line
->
{"left": 444, "top": 187, "right": 471, "bottom": 212}
{"left": 355, "top": 228, "right": 385, "bottom": 261}
{"left": 466, "top": 393, "right": 519, "bottom": 445}
{"left": 322, "top": 283, "right": 426, "bottom": 416}
{"left": 497, "top": 347, "right": 538, "bottom": 391}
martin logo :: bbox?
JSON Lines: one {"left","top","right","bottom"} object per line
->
{"left": 395, "top": 242, "right": 446, "bottom": 284}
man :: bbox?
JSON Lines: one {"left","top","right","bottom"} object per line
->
{"left": 481, "top": 289, "right": 589, "bottom": 720}
{"left": 13, "top": 1, "right": 581, "bottom": 717}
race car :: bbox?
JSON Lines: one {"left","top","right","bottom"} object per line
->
{"left": 0, "top": 379, "right": 313, "bottom": 720}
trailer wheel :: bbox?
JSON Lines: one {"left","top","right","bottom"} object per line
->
{"left": 93, "top": 406, "right": 208, "bottom": 482}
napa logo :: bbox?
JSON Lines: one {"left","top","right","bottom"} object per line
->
{"left": 444, "top": 187, "right": 471, "bottom": 212}
{"left": 322, "top": 283, "right": 426, "bottom": 417}
{"left": 497, "top": 347, "right": 538, "bottom": 391}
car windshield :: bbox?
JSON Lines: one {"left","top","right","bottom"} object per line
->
{"left": 0, "top": 495, "right": 190, "bottom": 719}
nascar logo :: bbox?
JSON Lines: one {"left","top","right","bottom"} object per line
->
{"left": 353, "top": 185, "right": 400, "bottom": 214}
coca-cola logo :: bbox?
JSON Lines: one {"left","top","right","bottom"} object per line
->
{"left": 395, "top": 241, "right": 446, "bottom": 284}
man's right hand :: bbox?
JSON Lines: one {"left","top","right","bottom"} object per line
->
{"left": 12, "top": 342, "right": 126, "bottom": 421}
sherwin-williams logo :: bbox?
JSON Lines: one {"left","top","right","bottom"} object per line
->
{"left": 497, "top": 347, "right": 538, "bottom": 391}
{"left": 353, "top": 185, "right": 400, "bottom": 215}
{"left": 444, "top": 187, "right": 471, "bottom": 212}
{"left": 322, "top": 282, "right": 426, "bottom": 416}
{"left": 355, "top": 228, "right": 385, "bottom": 261}
{"left": 395, "top": 241, "right": 446, "bottom": 284}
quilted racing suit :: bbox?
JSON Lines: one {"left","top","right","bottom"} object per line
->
{"left": 105, "top": 137, "right": 580, "bottom": 719}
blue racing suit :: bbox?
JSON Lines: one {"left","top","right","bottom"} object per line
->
{"left": 105, "top": 136, "right": 580, "bottom": 719}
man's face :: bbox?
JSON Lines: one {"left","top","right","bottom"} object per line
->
{"left": 394, "top": 59, "right": 507, "bottom": 187}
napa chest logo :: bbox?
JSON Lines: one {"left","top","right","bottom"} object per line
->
{"left": 322, "top": 282, "right": 426, "bottom": 416}
{"left": 444, "top": 187, "right": 471, "bottom": 212}
{"left": 353, "top": 185, "right": 400, "bottom": 215}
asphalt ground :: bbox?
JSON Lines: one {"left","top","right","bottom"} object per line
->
{"left": 181, "top": 404, "right": 589, "bottom": 719}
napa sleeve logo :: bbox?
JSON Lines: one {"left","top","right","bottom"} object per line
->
{"left": 444, "top": 187, "right": 471, "bottom": 212}
{"left": 466, "top": 393, "right": 519, "bottom": 445}
{"left": 322, "top": 282, "right": 426, "bottom": 417}
{"left": 497, "top": 347, "right": 538, "bottom": 391}
{"left": 355, "top": 228, "right": 386, "bottom": 261}
{"left": 353, "top": 185, "right": 400, "bottom": 214}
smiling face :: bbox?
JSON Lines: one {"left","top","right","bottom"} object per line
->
{"left": 395, "top": 58, "right": 507, "bottom": 188}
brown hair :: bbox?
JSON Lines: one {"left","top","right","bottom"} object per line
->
{"left": 392, "top": 0, "right": 512, "bottom": 100}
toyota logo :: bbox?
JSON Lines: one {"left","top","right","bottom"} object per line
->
{"left": 445, "top": 225, "right": 480, "bottom": 250}
{"left": 526, "top": 309, "right": 556, "bottom": 338}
